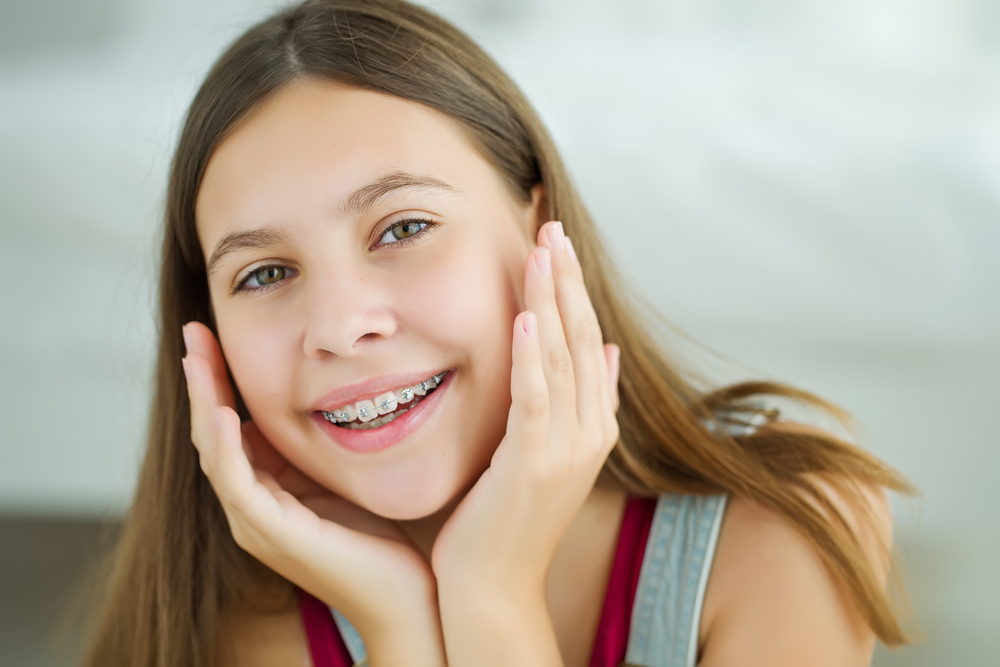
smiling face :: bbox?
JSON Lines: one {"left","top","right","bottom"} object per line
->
{"left": 195, "top": 78, "right": 543, "bottom": 520}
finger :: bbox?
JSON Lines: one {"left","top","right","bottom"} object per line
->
{"left": 212, "top": 406, "right": 292, "bottom": 552}
{"left": 185, "top": 356, "right": 267, "bottom": 527}
{"left": 605, "top": 344, "right": 621, "bottom": 414}
{"left": 183, "top": 321, "right": 236, "bottom": 409}
{"left": 523, "top": 243, "right": 576, "bottom": 429}
{"left": 214, "top": 406, "right": 275, "bottom": 520}
{"left": 183, "top": 350, "right": 224, "bottom": 477}
{"left": 538, "top": 222, "right": 609, "bottom": 431}
{"left": 501, "top": 311, "right": 550, "bottom": 466}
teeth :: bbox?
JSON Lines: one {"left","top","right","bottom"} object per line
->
{"left": 375, "top": 391, "right": 398, "bottom": 415}
{"left": 338, "top": 404, "right": 357, "bottom": 422}
{"left": 320, "top": 371, "right": 447, "bottom": 427}
{"left": 342, "top": 408, "right": 408, "bottom": 430}
{"left": 355, "top": 400, "right": 376, "bottom": 422}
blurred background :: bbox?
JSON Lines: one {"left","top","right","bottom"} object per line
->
{"left": 1, "top": 0, "right": 997, "bottom": 664}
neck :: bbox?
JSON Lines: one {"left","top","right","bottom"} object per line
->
{"left": 393, "top": 490, "right": 466, "bottom": 564}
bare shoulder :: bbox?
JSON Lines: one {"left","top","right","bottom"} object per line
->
{"left": 217, "top": 603, "right": 312, "bottom": 667}
{"left": 697, "top": 423, "right": 893, "bottom": 667}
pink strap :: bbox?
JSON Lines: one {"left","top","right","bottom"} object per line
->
{"left": 589, "top": 494, "right": 658, "bottom": 667}
{"left": 298, "top": 588, "right": 355, "bottom": 667}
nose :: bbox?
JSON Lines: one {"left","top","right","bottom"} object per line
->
{"left": 301, "top": 267, "right": 398, "bottom": 359}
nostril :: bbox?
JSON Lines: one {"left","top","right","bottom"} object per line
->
{"left": 356, "top": 332, "right": 381, "bottom": 345}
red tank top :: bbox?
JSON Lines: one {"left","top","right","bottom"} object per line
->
{"left": 299, "top": 494, "right": 657, "bottom": 667}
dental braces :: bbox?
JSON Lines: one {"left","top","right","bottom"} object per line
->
{"left": 321, "top": 371, "right": 447, "bottom": 425}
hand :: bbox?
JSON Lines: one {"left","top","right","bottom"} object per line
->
{"left": 182, "top": 322, "right": 445, "bottom": 662}
{"left": 430, "top": 221, "right": 621, "bottom": 649}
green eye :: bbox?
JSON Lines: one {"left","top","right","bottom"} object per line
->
{"left": 233, "top": 264, "right": 297, "bottom": 295}
{"left": 253, "top": 266, "right": 285, "bottom": 285}
{"left": 237, "top": 265, "right": 290, "bottom": 293}
{"left": 376, "top": 218, "right": 433, "bottom": 247}
{"left": 391, "top": 220, "right": 425, "bottom": 241}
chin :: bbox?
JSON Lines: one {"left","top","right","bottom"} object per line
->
{"left": 363, "top": 490, "right": 454, "bottom": 522}
{"left": 354, "top": 463, "right": 475, "bottom": 522}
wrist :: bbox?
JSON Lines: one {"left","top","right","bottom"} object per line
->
{"left": 437, "top": 584, "right": 562, "bottom": 667}
{"left": 359, "top": 588, "right": 447, "bottom": 667}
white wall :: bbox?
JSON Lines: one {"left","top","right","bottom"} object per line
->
{"left": 1, "top": 0, "right": 997, "bottom": 662}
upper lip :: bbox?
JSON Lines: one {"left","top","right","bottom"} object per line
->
{"left": 310, "top": 368, "right": 450, "bottom": 413}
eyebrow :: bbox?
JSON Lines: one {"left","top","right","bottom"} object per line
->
{"left": 207, "top": 227, "right": 291, "bottom": 277}
{"left": 336, "top": 171, "right": 458, "bottom": 219}
{"left": 206, "top": 171, "right": 458, "bottom": 277}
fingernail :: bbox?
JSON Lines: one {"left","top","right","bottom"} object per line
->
{"left": 548, "top": 221, "right": 566, "bottom": 250}
{"left": 522, "top": 311, "right": 537, "bottom": 336}
{"left": 182, "top": 324, "right": 192, "bottom": 353}
{"left": 535, "top": 248, "right": 551, "bottom": 276}
{"left": 566, "top": 237, "right": 578, "bottom": 264}
{"left": 215, "top": 407, "right": 223, "bottom": 433}
{"left": 182, "top": 356, "right": 191, "bottom": 383}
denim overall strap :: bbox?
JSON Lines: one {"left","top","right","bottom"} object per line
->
{"left": 331, "top": 608, "right": 367, "bottom": 664}
{"left": 623, "top": 494, "right": 729, "bottom": 667}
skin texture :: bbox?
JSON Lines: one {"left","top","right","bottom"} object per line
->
{"left": 185, "top": 78, "right": 890, "bottom": 666}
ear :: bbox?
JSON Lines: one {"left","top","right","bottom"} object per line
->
{"left": 523, "top": 182, "right": 548, "bottom": 242}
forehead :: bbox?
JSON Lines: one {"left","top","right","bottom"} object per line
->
{"left": 195, "top": 78, "right": 493, "bottom": 241}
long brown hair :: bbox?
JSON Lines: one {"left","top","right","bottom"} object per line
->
{"left": 83, "top": 1, "right": 914, "bottom": 664}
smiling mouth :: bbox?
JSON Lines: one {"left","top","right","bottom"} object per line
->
{"left": 319, "top": 371, "right": 449, "bottom": 430}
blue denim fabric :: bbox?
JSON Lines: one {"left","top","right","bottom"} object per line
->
{"left": 332, "top": 607, "right": 366, "bottom": 664}
{"left": 624, "top": 494, "right": 728, "bottom": 667}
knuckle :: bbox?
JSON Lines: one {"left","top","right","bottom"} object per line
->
{"left": 538, "top": 272, "right": 556, "bottom": 298}
{"left": 548, "top": 345, "right": 573, "bottom": 375}
{"left": 554, "top": 255, "right": 575, "bottom": 279}
{"left": 215, "top": 485, "right": 235, "bottom": 509}
{"left": 229, "top": 525, "right": 262, "bottom": 558}
{"left": 520, "top": 347, "right": 544, "bottom": 370}
{"left": 522, "top": 392, "right": 549, "bottom": 420}
{"left": 605, "top": 421, "right": 621, "bottom": 448}
{"left": 572, "top": 318, "right": 602, "bottom": 350}
{"left": 229, "top": 524, "right": 249, "bottom": 550}
{"left": 217, "top": 484, "right": 244, "bottom": 515}
{"left": 190, "top": 431, "right": 208, "bottom": 463}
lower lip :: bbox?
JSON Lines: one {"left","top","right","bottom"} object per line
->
{"left": 312, "top": 370, "right": 454, "bottom": 454}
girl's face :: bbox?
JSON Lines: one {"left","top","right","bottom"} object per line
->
{"left": 195, "top": 78, "right": 543, "bottom": 520}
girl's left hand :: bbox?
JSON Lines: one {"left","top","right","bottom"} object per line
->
{"left": 430, "top": 220, "right": 621, "bottom": 613}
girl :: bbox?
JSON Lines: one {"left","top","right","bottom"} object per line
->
{"left": 83, "top": 1, "right": 913, "bottom": 665}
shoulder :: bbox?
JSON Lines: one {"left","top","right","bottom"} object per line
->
{"left": 217, "top": 603, "right": 312, "bottom": 667}
{"left": 696, "top": 423, "right": 893, "bottom": 667}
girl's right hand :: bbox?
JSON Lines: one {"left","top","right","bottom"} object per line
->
{"left": 182, "top": 321, "right": 445, "bottom": 664}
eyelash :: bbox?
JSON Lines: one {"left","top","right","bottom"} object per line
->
{"left": 232, "top": 264, "right": 295, "bottom": 295}
{"left": 232, "top": 217, "right": 437, "bottom": 295}
{"left": 372, "top": 216, "right": 437, "bottom": 249}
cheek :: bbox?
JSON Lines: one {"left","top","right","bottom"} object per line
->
{"left": 216, "top": 309, "right": 297, "bottom": 419}
{"left": 396, "top": 230, "right": 525, "bottom": 364}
